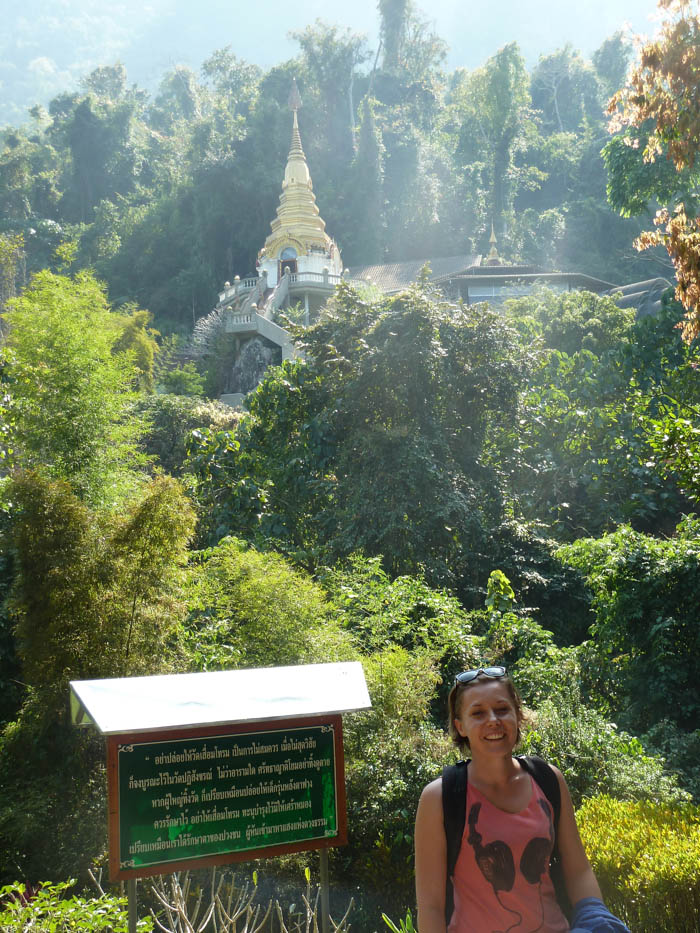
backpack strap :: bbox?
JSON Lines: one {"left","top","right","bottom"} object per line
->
{"left": 517, "top": 755, "right": 571, "bottom": 919}
{"left": 441, "top": 760, "right": 468, "bottom": 925}
{"left": 517, "top": 755, "right": 560, "bottom": 829}
{"left": 441, "top": 756, "right": 571, "bottom": 923}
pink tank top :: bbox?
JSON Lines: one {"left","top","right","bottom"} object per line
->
{"left": 448, "top": 775, "right": 570, "bottom": 933}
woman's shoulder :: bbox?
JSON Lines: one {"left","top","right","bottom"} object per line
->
{"left": 420, "top": 775, "right": 443, "bottom": 800}
{"left": 417, "top": 776, "right": 445, "bottom": 821}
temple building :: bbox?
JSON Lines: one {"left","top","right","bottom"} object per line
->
{"left": 205, "top": 83, "right": 671, "bottom": 405}
{"left": 203, "top": 82, "right": 354, "bottom": 404}
{"left": 256, "top": 80, "right": 343, "bottom": 295}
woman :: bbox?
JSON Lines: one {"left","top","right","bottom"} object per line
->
{"left": 414, "top": 667, "right": 629, "bottom": 933}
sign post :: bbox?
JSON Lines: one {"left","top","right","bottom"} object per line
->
{"left": 70, "top": 662, "right": 370, "bottom": 928}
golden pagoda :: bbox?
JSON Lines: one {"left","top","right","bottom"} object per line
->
{"left": 257, "top": 80, "right": 342, "bottom": 286}
{"left": 485, "top": 222, "right": 502, "bottom": 266}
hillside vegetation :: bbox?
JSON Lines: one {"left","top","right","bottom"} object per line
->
{"left": 1, "top": 2, "right": 700, "bottom": 931}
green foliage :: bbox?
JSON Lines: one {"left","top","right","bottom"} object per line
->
{"left": 642, "top": 720, "right": 700, "bottom": 803}
{"left": 603, "top": 126, "right": 696, "bottom": 219}
{"left": 341, "top": 648, "right": 451, "bottom": 917}
{"left": 0, "top": 879, "right": 153, "bottom": 932}
{"left": 111, "top": 307, "right": 160, "bottom": 392}
{"left": 0, "top": 508, "right": 21, "bottom": 727}
{"left": 0, "top": 699, "right": 108, "bottom": 883}
{"left": 239, "top": 281, "right": 533, "bottom": 589}
{"left": 158, "top": 362, "right": 205, "bottom": 397}
{"left": 522, "top": 685, "right": 687, "bottom": 808}
{"left": 3, "top": 270, "right": 146, "bottom": 505}
{"left": 577, "top": 796, "right": 700, "bottom": 932}
{"left": 592, "top": 32, "right": 631, "bottom": 100}
{"left": 492, "top": 289, "right": 692, "bottom": 540}
{"left": 9, "top": 471, "right": 195, "bottom": 692}
{"left": 184, "top": 537, "right": 353, "bottom": 670}
{"left": 321, "top": 555, "right": 473, "bottom": 656}
{"left": 505, "top": 287, "right": 634, "bottom": 357}
{"left": 343, "top": 99, "right": 385, "bottom": 265}
{"left": 473, "top": 524, "right": 594, "bottom": 643}
{"left": 450, "top": 41, "right": 532, "bottom": 243}
{"left": 0, "top": 472, "right": 194, "bottom": 881}
{"left": 382, "top": 909, "right": 416, "bottom": 933}
{"left": 1, "top": 19, "right": 699, "bottom": 919}
{"left": 186, "top": 359, "right": 333, "bottom": 556}
{"left": 0, "top": 234, "right": 25, "bottom": 311}
{"left": 484, "top": 569, "right": 515, "bottom": 616}
{"left": 136, "top": 394, "right": 240, "bottom": 477}
{"left": 530, "top": 45, "right": 601, "bottom": 136}
{"left": 558, "top": 518, "right": 700, "bottom": 733}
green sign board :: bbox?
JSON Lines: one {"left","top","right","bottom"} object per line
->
{"left": 112, "top": 721, "right": 340, "bottom": 876}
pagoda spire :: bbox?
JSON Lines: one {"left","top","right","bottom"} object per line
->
{"left": 259, "top": 80, "right": 331, "bottom": 260}
{"left": 486, "top": 221, "right": 501, "bottom": 265}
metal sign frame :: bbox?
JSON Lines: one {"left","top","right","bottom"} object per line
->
{"left": 107, "top": 713, "right": 347, "bottom": 881}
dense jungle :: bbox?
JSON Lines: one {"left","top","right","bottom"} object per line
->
{"left": 1, "top": 0, "right": 700, "bottom": 930}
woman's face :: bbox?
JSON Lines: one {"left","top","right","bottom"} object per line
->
{"left": 453, "top": 679, "right": 521, "bottom": 757}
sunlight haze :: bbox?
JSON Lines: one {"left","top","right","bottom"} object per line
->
{"left": 1, "top": 0, "right": 662, "bottom": 125}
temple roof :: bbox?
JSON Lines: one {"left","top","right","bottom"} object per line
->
{"left": 347, "top": 254, "right": 479, "bottom": 293}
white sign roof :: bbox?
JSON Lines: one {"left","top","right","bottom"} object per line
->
{"left": 70, "top": 661, "right": 371, "bottom": 735}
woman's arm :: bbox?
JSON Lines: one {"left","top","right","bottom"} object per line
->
{"left": 551, "top": 766, "right": 602, "bottom": 905}
{"left": 415, "top": 778, "right": 448, "bottom": 933}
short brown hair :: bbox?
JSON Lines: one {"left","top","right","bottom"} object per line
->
{"left": 447, "top": 671, "right": 524, "bottom": 752}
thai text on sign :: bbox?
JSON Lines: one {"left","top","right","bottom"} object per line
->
{"left": 108, "top": 716, "right": 345, "bottom": 880}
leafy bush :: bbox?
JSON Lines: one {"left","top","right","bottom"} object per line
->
{"left": 9, "top": 471, "right": 195, "bottom": 690}
{"left": 341, "top": 648, "right": 453, "bottom": 921}
{"left": 0, "top": 879, "right": 153, "bottom": 932}
{"left": 578, "top": 796, "right": 700, "bottom": 932}
{"left": 3, "top": 270, "right": 147, "bottom": 507}
{"left": 521, "top": 688, "right": 687, "bottom": 808}
{"left": 135, "top": 394, "right": 241, "bottom": 477}
{"left": 558, "top": 518, "right": 700, "bottom": 733}
{"left": 469, "top": 527, "right": 594, "bottom": 643}
{"left": 642, "top": 720, "right": 700, "bottom": 803}
{"left": 157, "top": 362, "right": 205, "bottom": 397}
{"left": 475, "top": 596, "right": 685, "bottom": 806}
{"left": 0, "top": 698, "right": 108, "bottom": 884}
{"left": 322, "top": 555, "right": 474, "bottom": 656}
{"left": 184, "top": 537, "right": 354, "bottom": 670}
{"left": 504, "top": 288, "right": 635, "bottom": 357}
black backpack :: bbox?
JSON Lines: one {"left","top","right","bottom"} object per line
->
{"left": 441, "top": 756, "right": 570, "bottom": 925}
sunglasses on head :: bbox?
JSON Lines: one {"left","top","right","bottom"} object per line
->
{"left": 454, "top": 666, "right": 506, "bottom": 685}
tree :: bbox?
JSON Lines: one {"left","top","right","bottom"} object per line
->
{"left": 62, "top": 92, "right": 146, "bottom": 223}
{"left": 378, "top": 0, "right": 413, "bottom": 75}
{"left": 185, "top": 536, "right": 351, "bottom": 670}
{"left": 592, "top": 32, "right": 632, "bottom": 101}
{"left": 344, "top": 98, "right": 385, "bottom": 264}
{"left": 189, "top": 279, "right": 535, "bottom": 592}
{"left": 558, "top": 517, "right": 700, "bottom": 734}
{"left": 451, "top": 43, "right": 532, "bottom": 240}
{"left": 80, "top": 63, "right": 128, "bottom": 102}
{"left": 112, "top": 306, "right": 160, "bottom": 391}
{"left": 9, "top": 471, "right": 195, "bottom": 690}
{"left": 493, "top": 288, "right": 694, "bottom": 539}
{"left": 530, "top": 45, "right": 601, "bottom": 135}
{"left": 3, "top": 269, "right": 145, "bottom": 504}
{"left": 0, "top": 470, "right": 195, "bottom": 881}
{"left": 0, "top": 233, "right": 24, "bottom": 314}
{"left": 291, "top": 21, "right": 369, "bottom": 163}
{"left": 608, "top": 0, "right": 700, "bottom": 341}
{"left": 136, "top": 393, "right": 240, "bottom": 476}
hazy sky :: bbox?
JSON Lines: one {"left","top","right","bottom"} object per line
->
{"left": 1, "top": 0, "right": 663, "bottom": 124}
{"left": 116, "top": 0, "right": 663, "bottom": 95}
{"left": 213, "top": 0, "right": 662, "bottom": 69}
